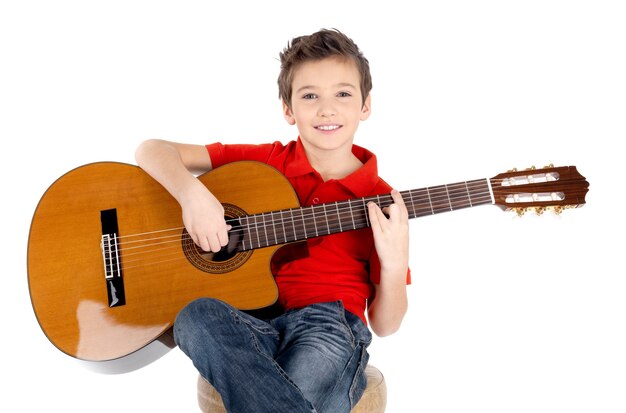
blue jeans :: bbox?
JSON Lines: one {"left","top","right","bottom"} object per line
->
{"left": 174, "top": 298, "right": 372, "bottom": 413}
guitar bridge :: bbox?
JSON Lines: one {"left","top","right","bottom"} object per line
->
{"left": 100, "top": 208, "right": 126, "bottom": 308}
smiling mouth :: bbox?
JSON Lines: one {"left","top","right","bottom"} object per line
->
{"left": 315, "top": 124, "right": 341, "bottom": 131}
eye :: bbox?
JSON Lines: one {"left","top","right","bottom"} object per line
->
{"left": 337, "top": 91, "right": 352, "bottom": 98}
{"left": 302, "top": 93, "right": 317, "bottom": 100}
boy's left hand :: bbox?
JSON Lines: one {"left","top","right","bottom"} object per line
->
{"left": 368, "top": 190, "right": 409, "bottom": 273}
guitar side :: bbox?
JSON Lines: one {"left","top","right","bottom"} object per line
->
{"left": 27, "top": 161, "right": 298, "bottom": 362}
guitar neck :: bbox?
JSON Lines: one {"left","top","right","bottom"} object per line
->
{"left": 234, "top": 178, "right": 493, "bottom": 251}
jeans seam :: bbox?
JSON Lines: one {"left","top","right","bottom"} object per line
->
{"left": 348, "top": 345, "right": 368, "bottom": 408}
{"left": 337, "top": 306, "right": 357, "bottom": 348}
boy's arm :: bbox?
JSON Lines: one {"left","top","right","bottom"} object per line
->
{"left": 366, "top": 190, "right": 409, "bottom": 337}
{"left": 135, "top": 139, "right": 231, "bottom": 252}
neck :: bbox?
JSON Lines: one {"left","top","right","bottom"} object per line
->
{"left": 233, "top": 177, "right": 494, "bottom": 251}
{"left": 302, "top": 142, "right": 361, "bottom": 181}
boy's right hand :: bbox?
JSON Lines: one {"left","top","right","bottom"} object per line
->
{"left": 179, "top": 179, "right": 232, "bottom": 252}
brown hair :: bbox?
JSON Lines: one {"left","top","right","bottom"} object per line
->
{"left": 278, "top": 29, "right": 372, "bottom": 109}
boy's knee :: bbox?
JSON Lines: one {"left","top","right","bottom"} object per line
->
{"left": 173, "top": 298, "right": 230, "bottom": 347}
{"left": 177, "top": 297, "right": 227, "bottom": 319}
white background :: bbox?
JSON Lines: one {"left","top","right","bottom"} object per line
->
{"left": 1, "top": 1, "right": 624, "bottom": 412}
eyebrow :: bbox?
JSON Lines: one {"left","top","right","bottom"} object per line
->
{"left": 295, "top": 82, "right": 357, "bottom": 94}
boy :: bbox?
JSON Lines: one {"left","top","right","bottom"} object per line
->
{"left": 135, "top": 29, "right": 409, "bottom": 413}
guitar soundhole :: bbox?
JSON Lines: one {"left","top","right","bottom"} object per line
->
{"left": 181, "top": 203, "right": 253, "bottom": 274}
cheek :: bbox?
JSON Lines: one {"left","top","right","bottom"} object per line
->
{"left": 291, "top": 106, "right": 315, "bottom": 123}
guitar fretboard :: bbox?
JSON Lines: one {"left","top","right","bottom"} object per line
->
{"left": 232, "top": 178, "right": 493, "bottom": 251}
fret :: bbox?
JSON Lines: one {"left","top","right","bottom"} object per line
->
{"left": 428, "top": 185, "right": 452, "bottom": 214}
{"left": 444, "top": 185, "right": 453, "bottom": 211}
{"left": 309, "top": 205, "right": 318, "bottom": 238}
{"left": 248, "top": 215, "right": 261, "bottom": 249}
{"left": 261, "top": 213, "right": 269, "bottom": 247}
{"left": 357, "top": 198, "right": 369, "bottom": 229}
{"left": 242, "top": 216, "right": 253, "bottom": 250}
{"left": 464, "top": 181, "right": 473, "bottom": 207}
{"left": 447, "top": 182, "right": 471, "bottom": 210}
{"left": 254, "top": 215, "right": 261, "bottom": 248}
{"left": 322, "top": 203, "right": 330, "bottom": 235}
{"left": 293, "top": 210, "right": 302, "bottom": 242}
{"left": 249, "top": 214, "right": 259, "bottom": 248}
{"left": 314, "top": 206, "right": 323, "bottom": 235}
{"left": 348, "top": 199, "right": 356, "bottom": 229}
{"left": 311, "top": 205, "right": 319, "bottom": 237}
{"left": 406, "top": 189, "right": 430, "bottom": 218}
{"left": 336, "top": 201, "right": 343, "bottom": 232}
{"left": 466, "top": 179, "right": 492, "bottom": 204}
{"left": 279, "top": 210, "right": 287, "bottom": 243}
{"left": 269, "top": 211, "right": 278, "bottom": 245}
{"left": 362, "top": 198, "right": 369, "bottom": 227}
{"left": 425, "top": 187, "right": 434, "bottom": 214}
{"left": 289, "top": 208, "right": 299, "bottom": 241}
{"left": 300, "top": 207, "right": 308, "bottom": 239}
{"left": 406, "top": 189, "right": 416, "bottom": 218}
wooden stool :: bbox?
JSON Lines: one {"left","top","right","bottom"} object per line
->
{"left": 197, "top": 364, "right": 387, "bottom": 412}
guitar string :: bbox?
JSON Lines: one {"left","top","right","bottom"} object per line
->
{"left": 106, "top": 188, "right": 494, "bottom": 269}
{"left": 101, "top": 174, "right": 567, "bottom": 270}
{"left": 115, "top": 190, "right": 493, "bottom": 271}
{"left": 118, "top": 171, "right": 560, "bottom": 249}
{"left": 114, "top": 180, "right": 494, "bottom": 246}
{"left": 112, "top": 186, "right": 491, "bottom": 250}
{"left": 110, "top": 186, "right": 493, "bottom": 255}
{"left": 114, "top": 210, "right": 396, "bottom": 270}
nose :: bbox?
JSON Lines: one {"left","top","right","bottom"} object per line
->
{"left": 316, "top": 97, "right": 336, "bottom": 118}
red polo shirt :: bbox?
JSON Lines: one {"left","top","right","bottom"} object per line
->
{"left": 206, "top": 138, "right": 410, "bottom": 323}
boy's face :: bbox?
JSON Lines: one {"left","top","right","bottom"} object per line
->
{"left": 283, "top": 56, "right": 371, "bottom": 155}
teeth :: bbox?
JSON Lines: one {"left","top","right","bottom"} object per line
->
{"left": 317, "top": 124, "right": 340, "bottom": 131}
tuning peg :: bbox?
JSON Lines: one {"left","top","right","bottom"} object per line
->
{"left": 507, "top": 167, "right": 518, "bottom": 173}
{"left": 543, "top": 163, "right": 554, "bottom": 169}
{"left": 551, "top": 206, "right": 564, "bottom": 215}
{"left": 513, "top": 207, "right": 527, "bottom": 216}
{"left": 534, "top": 207, "right": 546, "bottom": 215}
{"left": 525, "top": 165, "right": 536, "bottom": 171}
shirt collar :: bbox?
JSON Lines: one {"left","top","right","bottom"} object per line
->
{"left": 284, "top": 137, "right": 380, "bottom": 198}
{"left": 340, "top": 144, "right": 380, "bottom": 197}
{"left": 283, "top": 138, "right": 316, "bottom": 178}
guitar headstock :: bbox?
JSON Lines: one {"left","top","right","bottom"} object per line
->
{"left": 490, "top": 164, "right": 589, "bottom": 216}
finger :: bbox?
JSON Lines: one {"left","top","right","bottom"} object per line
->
{"left": 390, "top": 188, "right": 403, "bottom": 201}
{"left": 368, "top": 202, "right": 383, "bottom": 232}
{"left": 390, "top": 189, "right": 409, "bottom": 218}
{"left": 369, "top": 201, "right": 390, "bottom": 233}
{"left": 207, "top": 233, "right": 224, "bottom": 252}
{"left": 385, "top": 203, "right": 400, "bottom": 220}
{"left": 217, "top": 226, "right": 232, "bottom": 247}
{"left": 197, "top": 235, "right": 212, "bottom": 252}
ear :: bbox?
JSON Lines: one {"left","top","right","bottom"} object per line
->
{"left": 282, "top": 100, "right": 296, "bottom": 125}
{"left": 360, "top": 94, "right": 372, "bottom": 121}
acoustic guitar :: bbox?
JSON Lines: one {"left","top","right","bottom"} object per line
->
{"left": 27, "top": 161, "right": 588, "bottom": 362}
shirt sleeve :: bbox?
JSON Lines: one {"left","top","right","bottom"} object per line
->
{"left": 206, "top": 142, "right": 285, "bottom": 168}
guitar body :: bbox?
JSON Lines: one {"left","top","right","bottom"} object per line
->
{"left": 28, "top": 161, "right": 298, "bottom": 361}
